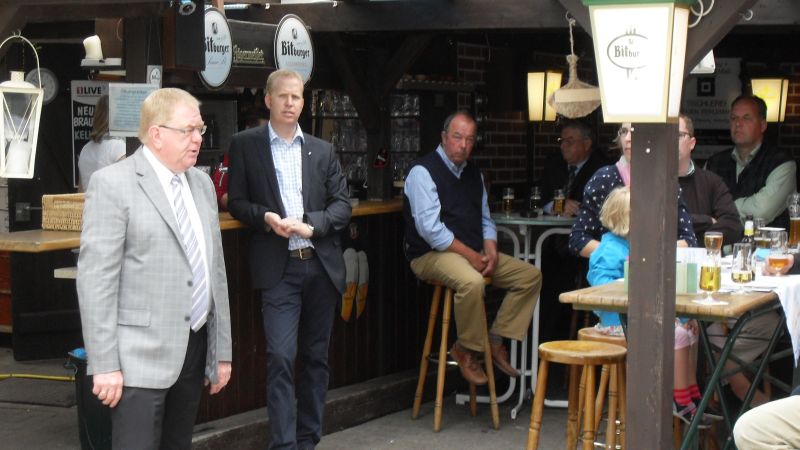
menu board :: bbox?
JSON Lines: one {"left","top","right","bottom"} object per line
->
{"left": 71, "top": 80, "right": 108, "bottom": 188}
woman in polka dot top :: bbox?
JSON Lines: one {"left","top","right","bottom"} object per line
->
{"left": 568, "top": 122, "right": 697, "bottom": 257}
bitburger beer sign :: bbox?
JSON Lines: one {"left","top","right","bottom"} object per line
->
{"left": 274, "top": 15, "right": 314, "bottom": 83}
{"left": 200, "top": 7, "right": 232, "bottom": 89}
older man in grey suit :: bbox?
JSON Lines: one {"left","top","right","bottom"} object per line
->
{"left": 228, "top": 69, "right": 350, "bottom": 450}
{"left": 77, "top": 88, "right": 232, "bottom": 449}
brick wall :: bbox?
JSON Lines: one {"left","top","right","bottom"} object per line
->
{"left": 778, "top": 63, "right": 800, "bottom": 160}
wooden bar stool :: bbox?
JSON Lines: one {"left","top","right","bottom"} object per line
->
{"left": 527, "top": 340, "right": 627, "bottom": 450}
{"left": 577, "top": 327, "right": 627, "bottom": 449}
{"left": 411, "top": 277, "right": 500, "bottom": 432}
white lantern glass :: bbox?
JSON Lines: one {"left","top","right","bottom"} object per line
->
{"left": 585, "top": 0, "right": 691, "bottom": 123}
{"left": 527, "top": 71, "right": 562, "bottom": 122}
{"left": 751, "top": 78, "right": 789, "bottom": 123}
{"left": 0, "top": 72, "right": 43, "bottom": 178}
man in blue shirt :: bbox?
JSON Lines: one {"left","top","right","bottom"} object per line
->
{"left": 403, "top": 111, "right": 542, "bottom": 385}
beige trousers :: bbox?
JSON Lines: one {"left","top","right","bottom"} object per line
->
{"left": 734, "top": 395, "right": 800, "bottom": 450}
{"left": 410, "top": 251, "right": 542, "bottom": 352}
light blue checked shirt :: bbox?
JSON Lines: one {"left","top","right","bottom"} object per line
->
{"left": 268, "top": 122, "right": 313, "bottom": 251}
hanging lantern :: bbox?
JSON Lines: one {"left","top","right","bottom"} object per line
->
{"left": 0, "top": 34, "right": 43, "bottom": 179}
{"left": 583, "top": 0, "right": 692, "bottom": 123}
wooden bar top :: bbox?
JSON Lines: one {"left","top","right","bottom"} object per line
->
{"left": 0, "top": 199, "right": 402, "bottom": 253}
{"left": 560, "top": 280, "right": 778, "bottom": 321}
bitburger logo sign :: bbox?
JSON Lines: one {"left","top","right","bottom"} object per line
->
{"left": 200, "top": 7, "right": 232, "bottom": 89}
{"left": 607, "top": 30, "right": 647, "bottom": 78}
{"left": 274, "top": 15, "right": 314, "bottom": 83}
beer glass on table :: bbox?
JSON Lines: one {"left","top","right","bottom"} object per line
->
{"left": 789, "top": 193, "right": 800, "bottom": 252}
{"left": 704, "top": 231, "right": 723, "bottom": 253}
{"left": 766, "top": 230, "right": 792, "bottom": 276}
{"left": 730, "top": 243, "right": 754, "bottom": 294}
{"left": 695, "top": 231, "right": 724, "bottom": 305}
{"left": 502, "top": 187, "right": 515, "bottom": 217}
{"left": 553, "top": 189, "right": 566, "bottom": 216}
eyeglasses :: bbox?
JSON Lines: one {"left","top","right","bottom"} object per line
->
{"left": 617, "top": 127, "right": 634, "bottom": 137}
{"left": 678, "top": 131, "right": 692, "bottom": 139}
{"left": 557, "top": 137, "right": 586, "bottom": 145}
{"left": 158, "top": 124, "right": 207, "bottom": 136}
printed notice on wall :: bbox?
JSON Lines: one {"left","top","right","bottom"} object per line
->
{"left": 71, "top": 80, "right": 108, "bottom": 188}
{"left": 108, "top": 83, "right": 159, "bottom": 137}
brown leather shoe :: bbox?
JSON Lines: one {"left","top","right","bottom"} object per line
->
{"left": 450, "top": 343, "right": 488, "bottom": 385}
{"left": 490, "top": 342, "right": 520, "bottom": 377}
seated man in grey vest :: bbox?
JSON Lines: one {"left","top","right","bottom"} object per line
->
{"left": 403, "top": 111, "right": 542, "bottom": 385}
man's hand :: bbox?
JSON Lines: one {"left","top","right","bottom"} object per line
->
{"left": 265, "top": 212, "right": 292, "bottom": 237}
{"left": 563, "top": 199, "right": 580, "bottom": 217}
{"left": 205, "top": 362, "right": 232, "bottom": 395}
{"left": 481, "top": 240, "right": 499, "bottom": 276}
{"left": 287, "top": 221, "right": 313, "bottom": 239}
{"left": 93, "top": 371, "right": 124, "bottom": 408}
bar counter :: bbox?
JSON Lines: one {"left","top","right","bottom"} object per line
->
{"left": 0, "top": 199, "right": 402, "bottom": 252}
{"left": 3, "top": 197, "right": 427, "bottom": 425}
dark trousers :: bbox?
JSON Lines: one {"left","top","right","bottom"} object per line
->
{"left": 262, "top": 256, "right": 338, "bottom": 450}
{"left": 111, "top": 326, "right": 207, "bottom": 450}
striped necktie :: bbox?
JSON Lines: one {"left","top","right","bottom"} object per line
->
{"left": 565, "top": 165, "right": 577, "bottom": 196}
{"left": 171, "top": 175, "right": 209, "bottom": 331}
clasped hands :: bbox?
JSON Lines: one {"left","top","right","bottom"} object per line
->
{"left": 265, "top": 212, "right": 313, "bottom": 239}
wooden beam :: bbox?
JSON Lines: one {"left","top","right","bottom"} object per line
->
{"left": 684, "top": 0, "right": 759, "bottom": 74}
{"left": 379, "top": 33, "right": 434, "bottom": 98}
{"left": 556, "top": 0, "right": 591, "bottom": 36}
{"left": 629, "top": 123, "right": 678, "bottom": 450}
{"left": 0, "top": 5, "right": 26, "bottom": 62}
{"left": 0, "top": 0, "right": 161, "bottom": 5}
{"left": 20, "top": 4, "right": 165, "bottom": 22}
{"left": 230, "top": 0, "right": 570, "bottom": 31}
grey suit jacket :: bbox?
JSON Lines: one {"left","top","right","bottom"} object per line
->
{"left": 227, "top": 125, "right": 351, "bottom": 293}
{"left": 77, "top": 149, "right": 232, "bottom": 389}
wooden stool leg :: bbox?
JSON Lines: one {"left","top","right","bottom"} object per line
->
{"left": 582, "top": 364, "right": 597, "bottom": 450}
{"left": 413, "top": 285, "right": 442, "bottom": 419}
{"left": 527, "top": 358, "right": 550, "bottom": 450}
{"left": 617, "top": 362, "right": 626, "bottom": 449}
{"left": 605, "top": 364, "right": 619, "bottom": 450}
{"left": 566, "top": 364, "right": 581, "bottom": 450}
{"left": 434, "top": 287, "right": 453, "bottom": 432}
{"left": 469, "top": 383, "right": 477, "bottom": 417}
{"left": 576, "top": 365, "right": 587, "bottom": 444}
{"left": 594, "top": 364, "right": 610, "bottom": 432}
{"left": 673, "top": 417, "right": 682, "bottom": 450}
{"left": 483, "top": 324, "right": 500, "bottom": 430}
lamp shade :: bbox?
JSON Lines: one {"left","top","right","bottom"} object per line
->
{"left": 751, "top": 78, "right": 789, "bottom": 122}
{"left": 0, "top": 71, "right": 43, "bottom": 178}
{"left": 583, "top": 0, "right": 692, "bottom": 123}
{"left": 528, "top": 71, "right": 562, "bottom": 121}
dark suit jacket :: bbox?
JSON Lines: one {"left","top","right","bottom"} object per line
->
{"left": 540, "top": 149, "right": 611, "bottom": 205}
{"left": 227, "top": 125, "right": 351, "bottom": 293}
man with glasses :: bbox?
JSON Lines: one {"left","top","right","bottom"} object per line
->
{"left": 227, "top": 69, "right": 351, "bottom": 450}
{"left": 706, "top": 95, "right": 796, "bottom": 228}
{"left": 403, "top": 110, "right": 542, "bottom": 385}
{"left": 677, "top": 113, "right": 742, "bottom": 245}
{"left": 540, "top": 120, "right": 610, "bottom": 217}
{"left": 538, "top": 120, "right": 610, "bottom": 342}
{"left": 77, "top": 88, "right": 232, "bottom": 449}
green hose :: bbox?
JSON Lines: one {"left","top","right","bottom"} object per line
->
{"left": 0, "top": 373, "right": 75, "bottom": 382}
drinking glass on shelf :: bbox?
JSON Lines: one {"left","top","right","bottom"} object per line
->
{"left": 553, "top": 189, "right": 566, "bottom": 216}
{"left": 502, "top": 187, "right": 515, "bottom": 217}
{"left": 766, "top": 230, "right": 792, "bottom": 276}
{"left": 789, "top": 193, "right": 800, "bottom": 252}
{"left": 730, "top": 243, "right": 754, "bottom": 294}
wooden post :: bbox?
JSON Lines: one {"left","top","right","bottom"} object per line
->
{"left": 628, "top": 122, "right": 678, "bottom": 450}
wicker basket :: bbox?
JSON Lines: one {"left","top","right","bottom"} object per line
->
{"left": 42, "top": 193, "right": 85, "bottom": 231}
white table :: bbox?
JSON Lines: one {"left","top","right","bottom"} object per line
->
{"left": 454, "top": 213, "right": 574, "bottom": 419}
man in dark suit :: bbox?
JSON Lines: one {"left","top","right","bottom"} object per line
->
{"left": 540, "top": 120, "right": 609, "bottom": 216}
{"left": 77, "top": 88, "right": 232, "bottom": 449}
{"left": 538, "top": 120, "right": 610, "bottom": 343}
{"left": 227, "top": 69, "right": 351, "bottom": 450}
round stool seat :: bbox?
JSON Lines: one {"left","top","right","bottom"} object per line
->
{"left": 578, "top": 327, "right": 628, "bottom": 348}
{"left": 538, "top": 340, "right": 626, "bottom": 366}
